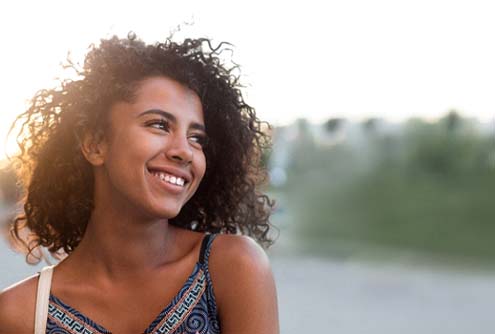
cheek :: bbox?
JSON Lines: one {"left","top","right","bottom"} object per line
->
{"left": 198, "top": 152, "right": 207, "bottom": 179}
{"left": 105, "top": 129, "right": 157, "bottom": 161}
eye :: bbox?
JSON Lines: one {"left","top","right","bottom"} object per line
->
{"left": 188, "top": 133, "right": 208, "bottom": 149}
{"left": 145, "top": 119, "right": 170, "bottom": 131}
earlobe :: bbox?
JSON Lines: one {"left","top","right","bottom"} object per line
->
{"left": 80, "top": 131, "right": 106, "bottom": 166}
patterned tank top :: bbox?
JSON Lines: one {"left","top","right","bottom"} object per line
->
{"left": 45, "top": 234, "right": 220, "bottom": 334}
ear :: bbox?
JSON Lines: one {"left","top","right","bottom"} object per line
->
{"left": 80, "top": 131, "right": 107, "bottom": 166}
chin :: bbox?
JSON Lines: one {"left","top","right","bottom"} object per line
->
{"left": 142, "top": 196, "right": 190, "bottom": 221}
{"left": 150, "top": 204, "right": 183, "bottom": 220}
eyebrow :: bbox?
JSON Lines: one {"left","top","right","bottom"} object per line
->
{"left": 138, "top": 109, "right": 206, "bottom": 132}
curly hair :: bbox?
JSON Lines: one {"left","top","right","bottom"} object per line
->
{"left": 10, "top": 34, "right": 274, "bottom": 262}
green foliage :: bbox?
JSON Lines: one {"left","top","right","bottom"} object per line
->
{"left": 281, "top": 113, "right": 495, "bottom": 265}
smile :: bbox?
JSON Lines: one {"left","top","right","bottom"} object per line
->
{"left": 149, "top": 171, "right": 187, "bottom": 187}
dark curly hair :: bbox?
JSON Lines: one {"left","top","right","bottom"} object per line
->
{"left": 10, "top": 34, "right": 274, "bottom": 262}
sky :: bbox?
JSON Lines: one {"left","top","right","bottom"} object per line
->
{"left": 1, "top": 0, "right": 495, "bottom": 157}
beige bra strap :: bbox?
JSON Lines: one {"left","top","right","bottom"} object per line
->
{"left": 34, "top": 265, "right": 54, "bottom": 334}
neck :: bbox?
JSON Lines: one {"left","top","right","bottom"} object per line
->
{"left": 67, "top": 202, "right": 177, "bottom": 282}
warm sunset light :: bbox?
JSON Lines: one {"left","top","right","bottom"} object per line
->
{"left": 3, "top": 2, "right": 495, "bottom": 334}
{"left": 2, "top": 0, "right": 495, "bottom": 161}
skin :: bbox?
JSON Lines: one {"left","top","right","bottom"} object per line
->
{"left": 0, "top": 76, "right": 279, "bottom": 334}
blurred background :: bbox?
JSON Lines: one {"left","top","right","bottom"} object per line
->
{"left": 1, "top": 1, "right": 495, "bottom": 333}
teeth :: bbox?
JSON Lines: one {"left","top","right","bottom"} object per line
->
{"left": 152, "top": 171, "right": 186, "bottom": 187}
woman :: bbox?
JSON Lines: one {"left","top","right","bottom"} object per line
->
{"left": 0, "top": 34, "right": 278, "bottom": 334}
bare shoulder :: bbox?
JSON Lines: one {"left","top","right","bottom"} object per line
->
{"left": 209, "top": 234, "right": 279, "bottom": 334}
{"left": 209, "top": 234, "right": 271, "bottom": 272}
{"left": 208, "top": 234, "right": 273, "bottom": 291}
{"left": 0, "top": 274, "right": 38, "bottom": 334}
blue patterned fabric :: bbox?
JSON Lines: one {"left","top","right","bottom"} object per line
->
{"left": 46, "top": 234, "right": 220, "bottom": 334}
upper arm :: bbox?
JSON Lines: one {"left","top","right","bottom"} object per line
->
{"left": 209, "top": 235, "right": 279, "bottom": 334}
{"left": 0, "top": 275, "right": 38, "bottom": 334}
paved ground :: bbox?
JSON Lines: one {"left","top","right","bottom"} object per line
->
{"left": 272, "top": 255, "right": 495, "bottom": 334}
{"left": 2, "top": 238, "right": 495, "bottom": 334}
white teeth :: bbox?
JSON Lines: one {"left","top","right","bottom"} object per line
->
{"left": 151, "top": 171, "right": 186, "bottom": 187}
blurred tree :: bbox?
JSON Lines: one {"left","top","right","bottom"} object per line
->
{"left": 445, "top": 109, "right": 461, "bottom": 133}
{"left": 362, "top": 117, "right": 381, "bottom": 134}
{"left": 277, "top": 112, "right": 495, "bottom": 264}
{"left": 324, "top": 118, "right": 344, "bottom": 133}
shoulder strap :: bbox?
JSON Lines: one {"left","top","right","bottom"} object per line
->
{"left": 198, "top": 233, "right": 217, "bottom": 265}
{"left": 34, "top": 265, "right": 54, "bottom": 334}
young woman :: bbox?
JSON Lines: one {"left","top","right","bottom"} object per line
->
{"left": 0, "top": 35, "right": 278, "bottom": 334}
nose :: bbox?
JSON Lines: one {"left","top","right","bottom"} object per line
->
{"left": 166, "top": 133, "right": 193, "bottom": 165}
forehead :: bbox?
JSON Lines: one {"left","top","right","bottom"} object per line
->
{"left": 112, "top": 76, "right": 204, "bottom": 124}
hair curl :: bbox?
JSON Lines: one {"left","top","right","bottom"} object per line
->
{"left": 10, "top": 34, "right": 274, "bottom": 262}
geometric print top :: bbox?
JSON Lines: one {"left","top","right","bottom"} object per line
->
{"left": 46, "top": 234, "right": 220, "bottom": 334}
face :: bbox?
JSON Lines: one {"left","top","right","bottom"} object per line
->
{"left": 90, "top": 76, "right": 207, "bottom": 220}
